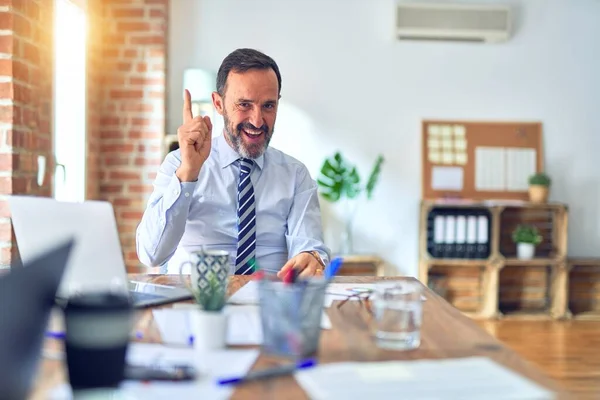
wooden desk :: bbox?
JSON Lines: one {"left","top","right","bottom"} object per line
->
{"left": 30, "top": 275, "right": 566, "bottom": 399}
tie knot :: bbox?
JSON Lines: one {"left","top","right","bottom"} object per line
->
{"left": 239, "top": 158, "right": 253, "bottom": 174}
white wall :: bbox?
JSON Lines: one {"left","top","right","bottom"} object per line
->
{"left": 168, "top": 0, "right": 600, "bottom": 276}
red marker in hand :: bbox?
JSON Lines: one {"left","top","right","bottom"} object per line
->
{"left": 283, "top": 268, "right": 299, "bottom": 284}
{"left": 253, "top": 270, "right": 265, "bottom": 281}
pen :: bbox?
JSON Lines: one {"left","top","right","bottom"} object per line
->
{"left": 45, "top": 331, "right": 66, "bottom": 340}
{"left": 324, "top": 257, "right": 343, "bottom": 279}
{"left": 46, "top": 331, "right": 144, "bottom": 340}
{"left": 185, "top": 313, "right": 194, "bottom": 346}
{"left": 216, "top": 358, "right": 317, "bottom": 386}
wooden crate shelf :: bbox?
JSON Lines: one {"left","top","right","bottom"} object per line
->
{"left": 499, "top": 264, "right": 550, "bottom": 312}
{"left": 419, "top": 200, "right": 569, "bottom": 320}
{"left": 497, "top": 263, "right": 568, "bottom": 319}
{"left": 424, "top": 262, "right": 501, "bottom": 319}
{"left": 499, "top": 205, "right": 568, "bottom": 260}
{"left": 336, "top": 254, "right": 384, "bottom": 276}
{"left": 568, "top": 258, "right": 600, "bottom": 320}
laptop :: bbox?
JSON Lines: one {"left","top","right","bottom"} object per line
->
{"left": 8, "top": 195, "right": 193, "bottom": 308}
{"left": 0, "top": 239, "right": 74, "bottom": 399}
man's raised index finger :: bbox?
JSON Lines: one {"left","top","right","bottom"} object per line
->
{"left": 183, "top": 89, "right": 193, "bottom": 123}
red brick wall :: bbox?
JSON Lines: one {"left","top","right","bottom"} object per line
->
{"left": 87, "top": 0, "right": 168, "bottom": 271}
{"left": 0, "top": 0, "right": 54, "bottom": 268}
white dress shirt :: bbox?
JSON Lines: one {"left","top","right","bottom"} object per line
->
{"left": 136, "top": 134, "right": 331, "bottom": 274}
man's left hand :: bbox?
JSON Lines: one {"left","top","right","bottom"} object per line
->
{"left": 277, "top": 252, "right": 323, "bottom": 279}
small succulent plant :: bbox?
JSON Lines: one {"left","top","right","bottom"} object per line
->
{"left": 529, "top": 173, "right": 551, "bottom": 187}
{"left": 512, "top": 224, "right": 543, "bottom": 245}
{"left": 192, "top": 273, "right": 227, "bottom": 312}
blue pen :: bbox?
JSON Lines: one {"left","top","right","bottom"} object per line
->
{"left": 324, "top": 257, "right": 343, "bottom": 280}
{"left": 185, "top": 313, "right": 194, "bottom": 346}
{"left": 46, "top": 331, "right": 144, "bottom": 340}
{"left": 45, "top": 331, "right": 66, "bottom": 340}
{"left": 217, "top": 358, "right": 317, "bottom": 386}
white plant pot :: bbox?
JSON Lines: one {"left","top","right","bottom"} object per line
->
{"left": 189, "top": 309, "right": 227, "bottom": 352}
{"left": 517, "top": 243, "right": 535, "bottom": 260}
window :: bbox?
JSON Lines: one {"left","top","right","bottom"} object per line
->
{"left": 53, "top": 0, "right": 86, "bottom": 202}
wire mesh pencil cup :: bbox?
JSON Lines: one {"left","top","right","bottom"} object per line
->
{"left": 257, "top": 276, "right": 328, "bottom": 359}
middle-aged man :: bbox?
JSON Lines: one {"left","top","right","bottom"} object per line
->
{"left": 136, "top": 48, "right": 331, "bottom": 278}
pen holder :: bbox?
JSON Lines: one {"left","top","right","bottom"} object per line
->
{"left": 257, "top": 276, "right": 328, "bottom": 359}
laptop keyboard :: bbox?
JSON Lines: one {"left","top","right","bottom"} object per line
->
{"left": 130, "top": 291, "right": 163, "bottom": 303}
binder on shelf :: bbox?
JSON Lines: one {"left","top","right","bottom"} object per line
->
{"left": 455, "top": 215, "right": 467, "bottom": 259}
{"left": 465, "top": 215, "right": 477, "bottom": 259}
{"left": 476, "top": 214, "right": 490, "bottom": 259}
{"left": 433, "top": 214, "right": 445, "bottom": 258}
{"left": 443, "top": 213, "right": 456, "bottom": 258}
{"left": 426, "top": 207, "right": 492, "bottom": 260}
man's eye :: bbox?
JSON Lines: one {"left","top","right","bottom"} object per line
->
{"left": 239, "top": 103, "right": 250, "bottom": 108}
{"left": 263, "top": 104, "right": 274, "bottom": 109}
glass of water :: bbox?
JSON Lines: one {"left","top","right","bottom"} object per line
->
{"left": 371, "top": 280, "right": 423, "bottom": 350}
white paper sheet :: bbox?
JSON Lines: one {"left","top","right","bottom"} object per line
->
{"left": 295, "top": 356, "right": 556, "bottom": 400}
{"left": 226, "top": 280, "right": 264, "bottom": 305}
{"left": 431, "top": 166, "right": 464, "bottom": 191}
{"left": 323, "top": 283, "right": 426, "bottom": 307}
{"left": 505, "top": 148, "right": 536, "bottom": 191}
{"left": 152, "top": 305, "right": 331, "bottom": 347}
{"left": 229, "top": 281, "right": 378, "bottom": 309}
{"left": 323, "top": 283, "right": 376, "bottom": 307}
{"left": 475, "top": 146, "right": 506, "bottom": 191}
{"left": 49, "top": 343, "right": 260, "bottom": 400}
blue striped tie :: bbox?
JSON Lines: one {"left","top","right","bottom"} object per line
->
{"left": 235, "top": 158, "right": 256, "bottom": 275}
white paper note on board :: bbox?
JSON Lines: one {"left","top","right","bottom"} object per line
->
{"left": 475, "top": 147, "right": 505, "bottom": 190}
{"left": 505, "top": 148, "right": 536, "bottom": 191}
{"left": 431, "top": 166, "right": 463, "bottom": 191}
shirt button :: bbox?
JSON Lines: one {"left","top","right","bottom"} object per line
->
{"left": 173, "top": 189, "right": 179, "bottom": 195}
{"left": 184, "top": 192, "right": 190, "bottom": 198}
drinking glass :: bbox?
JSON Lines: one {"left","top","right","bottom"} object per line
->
{"left": 371, "top": 280, "right": 423, "bottom": 350}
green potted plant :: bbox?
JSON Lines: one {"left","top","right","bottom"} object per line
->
{"left": 316, "top": 151, "right": 384, "bottom": 254}
{"left": 528, "top": 172, "right": 551, "bottom": 203}
{"left": 512, "top": 224, "right": 542, "bottom": 260}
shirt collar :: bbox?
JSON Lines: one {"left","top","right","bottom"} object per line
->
{"left": 217, "top": 133, "right": 264, "bottom": 170}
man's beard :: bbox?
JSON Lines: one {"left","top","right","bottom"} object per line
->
{"left": 223, "top": 113, "right": 273, "bottom": 159}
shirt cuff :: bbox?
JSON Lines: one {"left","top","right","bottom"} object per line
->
{"left": 162, "top": 173, "right": 197, "bottom": 210}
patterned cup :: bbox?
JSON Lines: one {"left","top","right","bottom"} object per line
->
{"left": 179, "top": 249, "right": 232, "bottom": 311}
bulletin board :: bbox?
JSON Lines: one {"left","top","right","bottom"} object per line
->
{"left": 421, "top": 120, "right": 544, "bottom": 201}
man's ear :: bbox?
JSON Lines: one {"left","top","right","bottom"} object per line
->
{"left": 212, "top": 91, "right": 224, "bottom": 115}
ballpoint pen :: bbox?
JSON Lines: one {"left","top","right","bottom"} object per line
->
{"left": 216, "top": 358, "right": 317, "bottom": 386}
{"left": 46, "top": 331, "right": 144, "bottom": 340}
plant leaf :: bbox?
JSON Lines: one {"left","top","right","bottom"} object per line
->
{"left": 317, "top": 152, "right": 353, "bottom": 203}
{"left": 343, "top": 166, "right": 361, "bottom": 199}
{"left": 365, "top": 154, "right": 384, "bottom": 199}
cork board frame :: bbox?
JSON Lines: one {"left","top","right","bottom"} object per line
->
{"left": 422, "top": 120, "right": 544, "bottom": 201}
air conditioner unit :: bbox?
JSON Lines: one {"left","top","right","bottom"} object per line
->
{"left": 396, "top": 2, "right": 512, "bottom": 43}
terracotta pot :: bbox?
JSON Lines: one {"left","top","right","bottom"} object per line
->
{"left": 528, "top": 185, "right": 549, "bottom": 203}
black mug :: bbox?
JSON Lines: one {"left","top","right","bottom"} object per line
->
{"left": 63, "top": 291, "right": 133, "bottom": 391}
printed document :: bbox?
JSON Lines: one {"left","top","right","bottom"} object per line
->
{"left": 295, "top": 356, "right": 555, "bottom": 400}
{"left": 152, "top": 305, "right": 331, "bottom": 347}
{"left": 228, "top": 281, "right": 378, "bottom": 308}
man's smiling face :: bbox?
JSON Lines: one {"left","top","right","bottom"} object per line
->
{"left": 214, "top": 68, "right": 279, "bottom": 159}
